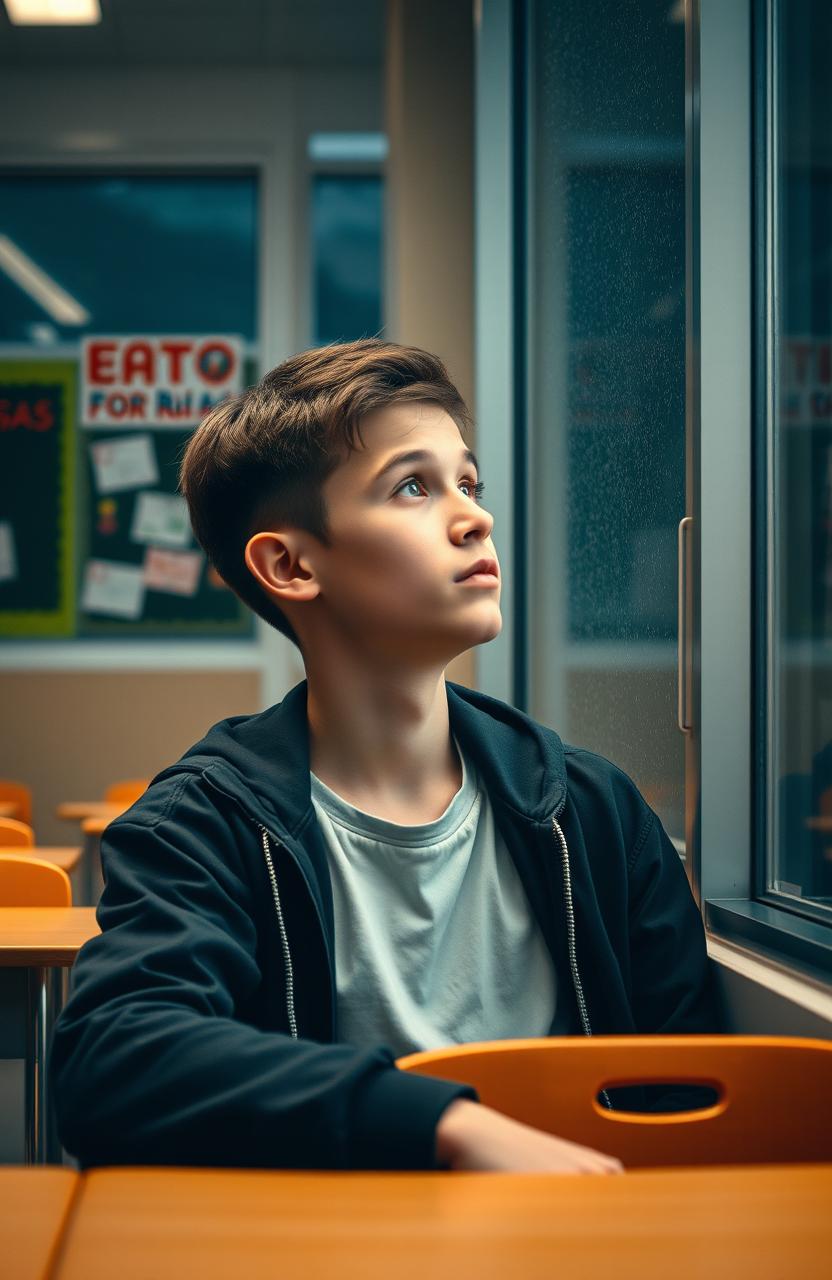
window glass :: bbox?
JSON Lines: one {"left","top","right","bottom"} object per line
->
{"left": 768, "top": 0, "right": 832, "bottom": 914}
{"left": 0, "top": 173, "right": 258, "bottom": 344}
{"left": 311, "top": 174, "right": 383, "bottom": 345}
{"left": 527, "top": 0, "right": 686, "bottom": 843}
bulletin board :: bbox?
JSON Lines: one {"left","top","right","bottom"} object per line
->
{"left": 0, "top": 355, "right": 254, "bottom": 640}
{"left": 0, "top": 361, "right": 76, "bottom": 637}
{"left": 79, "top": 424, "right": 251, "bottom": 636}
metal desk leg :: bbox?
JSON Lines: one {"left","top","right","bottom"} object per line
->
{"left": 81, "top": 829, "right": 95, "bottom": 906}
{"left": 25, "top": 966, "right": 68, "bottom": 1164}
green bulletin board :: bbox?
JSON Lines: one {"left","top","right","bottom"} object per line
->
{"left": 0, "top": 355, "right": 254, "bottom": 640}
{"left": 0, "top": 362, "right": 76, "bottom": 637}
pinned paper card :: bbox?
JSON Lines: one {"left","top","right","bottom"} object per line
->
{"left": 144, "top": 547, "right": 203, "bottom": 597}
{"left": 90, "top": 434, "right": 159, "bottom": 495}
{"left": 130, "top": 491, "right": 191, "bottom": 549}
{"left": 81, "top": 560, "right": 145, "bottom": 619}
{"left": 0, "top": 521, "right": 17, "bottom": 584}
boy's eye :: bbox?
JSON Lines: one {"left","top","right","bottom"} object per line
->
{"left": 395, "top": 475, "right": 486, "bottom": 502}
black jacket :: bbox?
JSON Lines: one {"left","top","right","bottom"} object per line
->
{"left": 51, "top": 678, "right": 721, "bottom": 1169}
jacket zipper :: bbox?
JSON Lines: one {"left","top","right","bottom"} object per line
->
{"left": 259, "top": 825, "right": 299, "bottom": 1039}
{"left": 259, "top": 803, "right": 613, "bottom": 1109}
{"left": 552, "top": 807, "right": 613, "bottom": 1111}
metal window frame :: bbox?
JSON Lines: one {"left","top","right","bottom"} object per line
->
{"left": 696, "top": 0, "right": 830, "bottom": 979}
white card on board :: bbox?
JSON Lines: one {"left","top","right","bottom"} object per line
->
{"left": 81, "top": 560, "right": 145, "bottom": 619}
{"left": 0, "top": 521, "right": 17, "bottom": 584}
{"left": 130, "top": 491, "right": 191, "bottom": 549}
{"left": 90, "top": 434, "right": 159, "bottom": 495}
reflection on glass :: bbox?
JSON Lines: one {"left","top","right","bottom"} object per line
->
{"left": 528, "top": 0, "right": 686, "bottom": 841}
{"left": 770, "top": 0, "right": 832, "bottom": 913}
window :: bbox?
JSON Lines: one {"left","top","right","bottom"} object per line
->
{"left": 762, "top": 0, "right": 832, "bottom": 923}
{"left": 311, "top": 174, "right": 383, "bottom": 345}
{"left": 307, "top": 133, "right": 385, "bottom": 346}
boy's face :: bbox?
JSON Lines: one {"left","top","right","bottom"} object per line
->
{"left": 298, "top": 401, "right": 502, "bottom": 666}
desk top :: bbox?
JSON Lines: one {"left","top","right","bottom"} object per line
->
{"left": 0, "top": 908, "right": 100, "bottom": 966}
{"left": 53, "top": 1163, "right": 832, "bottom": 1280}
{"left": 81, "top": 815, "right": 115, "bottom": 836}
{"left": 1, "top": 1167, "right": 79, "bottom": 1280}
{"left": 56, "top": 801, "right": 126, "bottom": 823}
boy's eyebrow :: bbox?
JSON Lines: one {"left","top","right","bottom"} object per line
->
{"left": 370, "top": 447, "right": 480, "bottom": 486}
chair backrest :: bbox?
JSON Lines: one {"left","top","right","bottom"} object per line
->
{"left": 0, "top": 778, "right": 32, "bottom": 826}
{"left": 396, "top": 1035, "right": 832, "bottom": 1167}
{"left": 104, "top": 778, "right": 150, "bottom": 805}
{"left": 0, "top": 817, "right": 35, "bottom": 848}
{"left": 0, "top": 854, "right": 72, "bottom": 906}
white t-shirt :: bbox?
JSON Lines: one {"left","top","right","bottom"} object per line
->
{"left": 310, "top": 736, "right": 561, "bottom": 1059}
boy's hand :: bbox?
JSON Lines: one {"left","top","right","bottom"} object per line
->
{"left": 435, "top": 1099, "right": 625, "bottom": 1174}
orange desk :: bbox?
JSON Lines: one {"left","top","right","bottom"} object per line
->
{"left": 0, "top": 908, "right": 100, "bottom": 1163}
{"left": 55, "top": 801, "right": 127, "bottom": 822}
{"left": 1, "top": 1167, "right": 80, "bottom": 1280}
{"left": 52, "top": 1164, "right": 832, "bottom": 1280}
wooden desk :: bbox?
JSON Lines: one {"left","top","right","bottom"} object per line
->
{"left": 0, "top": 908, "right": 100, "bottom": 1163}
{"left": 53, "top": 1164, "right": 832, "bottom": 1280}
{"left": 1, "top": 1167, "right": 80, "bottom": 1280}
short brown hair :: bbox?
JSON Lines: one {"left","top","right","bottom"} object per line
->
{"left": 179, "top": 338, "right": 473, "bottom": 653}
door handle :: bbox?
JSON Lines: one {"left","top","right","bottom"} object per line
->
{"left": 678, "top": 515, "right": 693, "bottom": 734}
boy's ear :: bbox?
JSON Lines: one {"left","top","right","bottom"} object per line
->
{"left": 244, "top": 531, "right": 320, "bottom": 602}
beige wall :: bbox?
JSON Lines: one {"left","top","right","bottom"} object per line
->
{"left": 385, "top": 0, "right": 477, "bottom": 689}
{"left": 0, "top": 672, "right": 261, "bottom": 846}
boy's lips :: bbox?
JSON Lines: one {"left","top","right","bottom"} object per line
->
{"left": 454, "top": 557, "right": 499, "bottom": 582}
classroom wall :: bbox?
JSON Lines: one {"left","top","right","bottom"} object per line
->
{"left": 0, "top": 671, "right": 262, "bottom": 846}
{"left": 0, "top": 62, "right": 388, "bottom": 822}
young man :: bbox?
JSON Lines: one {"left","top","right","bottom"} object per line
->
{"left": 51, "top": 339, "right": 720, "bottom": 1174}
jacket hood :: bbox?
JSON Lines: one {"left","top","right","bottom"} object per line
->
{"left": 160, "top": 678, "right": 568, "bottom": 837}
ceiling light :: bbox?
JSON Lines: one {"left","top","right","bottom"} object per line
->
{"left": 4, "top": 1, "right": 101, "bottom": 25}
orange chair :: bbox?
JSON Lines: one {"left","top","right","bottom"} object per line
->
{"left": 104, "top": 779, "right": 150, "bottom": 806}
{"left": 0, "top": 818, "right": 35, "bottom": 848}
{"left": 0, "top": 853, "right": 72, "bottom": 906}
{"left": 0, "top": 778, "right": 32, "bottom": 825}
{"left": 396, "top": 1035, "right": 832, "bottom": 1168}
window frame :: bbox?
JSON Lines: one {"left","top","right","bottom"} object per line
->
{"left": 475, "top": 0, "right": 832, "bottom": 985}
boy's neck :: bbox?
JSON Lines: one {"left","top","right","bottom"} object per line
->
{"left": 305, "top": 662, "right": 462, "bottom": 816}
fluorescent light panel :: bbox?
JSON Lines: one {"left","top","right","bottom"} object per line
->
{"left": 308, "top": 133, "right": 389, "bottom": 163}
{"left": 0, "top": 235, "right": 90, "bottom": 326}
{"left": 5, "top": 0, "right": 101, "bottom": 25}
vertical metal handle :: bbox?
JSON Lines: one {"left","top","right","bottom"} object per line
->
{"left": 678, "top": 515, "right": 693, "bottom": 733}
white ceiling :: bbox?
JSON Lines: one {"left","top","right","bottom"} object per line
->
{"left": 0, "top": 0, "right": 384, "bottom": 67}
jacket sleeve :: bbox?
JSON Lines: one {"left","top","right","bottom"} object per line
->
{"left": 624, "top": 805, "right": 724, "bottom": 1112}
{"left": 50, "top": 778, "right": 477, "bottom": 1170}
{"left": 627, "top": 806, "right": 720, "bottom": 1035}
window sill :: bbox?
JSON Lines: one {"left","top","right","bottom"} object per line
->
{"left": 706, "top": 899, "right": 832, "bottom": 992}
